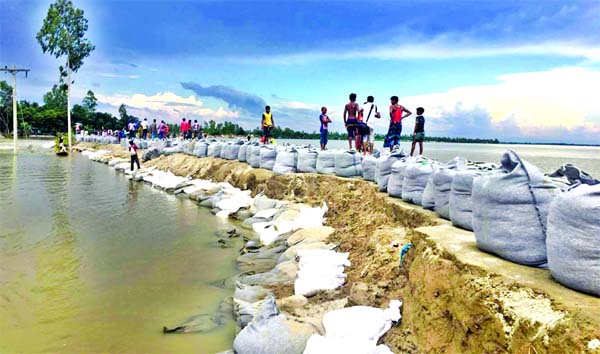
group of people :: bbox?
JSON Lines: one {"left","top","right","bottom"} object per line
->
{"left": 179, "top": 118, "right": 202, "bottom": 140}
{"left": 259, "top": 94, "right": 426, "bottom": 156}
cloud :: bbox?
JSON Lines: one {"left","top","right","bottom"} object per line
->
{"left": 95, "top": 91, "right": 239, "bottom": 123}
{"left": 98, "top": 73, "right": 141, "bottom": 79}
{"left": 181, "top": 82, "right": 266, "bottom": 114}
{"left": 394, "top": 67, "right": 600, "bottom": 144}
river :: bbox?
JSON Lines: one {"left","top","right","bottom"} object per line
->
{"left": 0, "top": 146, "right": 239, "bottom": 353}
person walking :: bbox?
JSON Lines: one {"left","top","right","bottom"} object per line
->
{"left": 261, "top": 106, "right": 275, "bottom": 144}
{"left": 319, "top": 107, "right": 332, "bottom": 150}
{"left": 129, "top": 139, "right": 141, "bottom": 171}
{"left": 343, "top": 93, "right": 360, "bottom": 150}
{"left": 410, "top": 107, "right": 426, "bottom": 156}
{"left": 384, "top": 96, "right": 412, "bottom": 151}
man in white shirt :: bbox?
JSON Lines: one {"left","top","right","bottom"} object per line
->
{"left": 360, "top": 96, "right": 381, "bottom": 155}
{"left": 141, "top": 118, "right": 149, "bottom": 140}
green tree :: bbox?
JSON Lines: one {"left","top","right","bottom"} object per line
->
{"left": 0, "top": 80, "right": 13, "bottom": 135}
{"left": 43, "top": 85, "right": 68, "bottom": 110}
{"left": 37, "top": 0, "right": 95, "bottom": 148}
{"left": 118, "top": 104, "right": 128, "bottom": 122}
{"left": 82, "top": 90, "right": 97, "bottom": 112}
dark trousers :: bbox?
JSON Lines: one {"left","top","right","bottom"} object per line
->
{"left": 131, "top": 154, "right": 140, "bottom": 171}
{"left": 142, "top": 129, "right": 148, "bottom": 139}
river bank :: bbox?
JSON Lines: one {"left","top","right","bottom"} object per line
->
{"left": 76, "top": 141, "right": 600, "bottom": 354}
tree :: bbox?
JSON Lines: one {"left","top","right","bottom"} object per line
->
{"left": 37, "top": 0, "right": 95, "bottom": 149}
{"left": 82, "top": 90, "right": 97, "bottom": 112}
{"left": 43, "top": 85, "right": 68, "bottom": 110}
{"left": 118, "top": 104, "right": 128, "bottom": 121}
{"left": 0, "top": 80, "right": 13, "bottom": 135}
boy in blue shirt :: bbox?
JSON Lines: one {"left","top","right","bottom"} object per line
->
{"left": 410, "top": 107, "right": 426, "bottom": 156}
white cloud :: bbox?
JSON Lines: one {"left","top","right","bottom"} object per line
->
{"left": 98, "top": 73, "right": 141, "bottom": 79}
{"left": 96, "top": 91, "right": 239, "bottom": 123}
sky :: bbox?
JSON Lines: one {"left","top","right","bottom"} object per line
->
{"left": 1, "top": 0, "right": 600, "bottom": 144}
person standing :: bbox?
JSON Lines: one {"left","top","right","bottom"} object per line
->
{"left": 151, "top": 119, "right": 157, "bottom": 140}
{"left": 261, "top": 106, "right": 275, "bottom": 144}
{"left": 128, "top": 120, "right": 136, "bottom": 139}
{"left": 141, "top": 118, "right": 149, "bottom": 140}
{"left": 319, "top": 107, "right": 332, "bottom": 150}
{"left": 192, "top": 120, "right": 200, "bottom": 139}
{"left": 129, "top": 139, "right": 141, "bottom": 171}
{"left": 180, "top": 118, "right": 188, "bottom": 139}
{"left": 158, "top": 120, "right": 165, "bottom": 140}
{"left": 384, "top": 96, "right": 412, "bottom": 151}
{"left": 360, "top": 96, "right": 381, "bottom": 155}
{"left": 410, "top": 107, "right": 426, "bottom": 156}
{"left": 343, "top": 93, "right": 360, "bottom": 150}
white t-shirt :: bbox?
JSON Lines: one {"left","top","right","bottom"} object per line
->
{"left": 141, "top": 120, "right": 149, "bottom": 129}
{"left": 362, "top": 102, "right": 379, "bottom": 127}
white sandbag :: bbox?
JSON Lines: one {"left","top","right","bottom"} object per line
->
{"left": 376, "top": 150, "right": 405, "bottom": 192}
{"left": 259, "top": 146, "right": 278, "bottom": 170}
{"left": 449, "top": 169, "right": 485, "bottom": 230}
{"left": 233, "top": 295, "right": 316, "bottom": 354}
{"left": 387, "top": 158, "right": 412, "bottom": 198}
{"left": 472, "top": 150, "right": 561, "bottom": 267}
{"left": 334, "top": 150, "right": 363, "bottom": 177}
{"left": 303, "top": 335, "right": 394, "bottom": 354}
{"left": 193, "top": 142, "right": 208, "bottom": 157}
{"left": 227, "top": 143, "right": 242, "bottom": 160}
{"left": 316, "top": 150, "right": 336, "bottom": 175}
{"left": 294, "top": 249, "right": 349, "bottom": 297}
{"left": 361, "top": 155, "right": 378, "bottom": 182}
{"left": 273, "top": 148, "right": 298, "bottom": 175}
{"left": 248, "top": 145, "right": 262, "bottom": 168}
{"left": 401, "top": 159, "right": 435, "bottom": 205}
{"left": 220, "top": 143, "right": 231, "bottom": 159}
{"left": 547, "top": 184, "right": 600, "bottom": 296}
{"left": 421, "top": 177, "right": 435, "bottom": 210}
{"left": 297, "top": 148, "right": 319, "bottom": 173}
{"left": 432, "top": 157, "right": 468, "bottom": 219}
{"left": 238, "top": 144, "right": 250, "bottom": 162}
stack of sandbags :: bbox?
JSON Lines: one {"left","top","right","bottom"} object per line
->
{"left": 316, "top": 150, "right": 336, "bottom": 175}
{"left": 547, "top": 183, "right": 600, "bottom": 296}
{"left": 273, "top": 148, "right": 298, "bottom": 175}
{"left": 432, "top": 157, "right": 468, "bottom": 219}
{"left": 334, "top": 150, "right": 363, "bottom": 177}
{"left": 472, "top": 150, "right": 562, "bottom": 267}
{"left": 401, "top": 159, "right": 436, "bottom": 205}
{"left": 248, "top": 145, "right": 262, "bottom": 168}
{"left": 387, "top": 158, "right": 413, "bottom": 198}
{"left": 361, "top": 155, "right": 378, "bottom": 182}
{"left": 259, "top": 146, "right": 278, "bottom": 170}
{"left": 376, "top": 149, "right": 406, "bottom": 192}
{"left": 297, "top": 148, "right": 319, "bottom": 173}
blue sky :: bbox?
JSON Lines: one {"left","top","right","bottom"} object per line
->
{"left": 1, "top": 0, "right": 600, "bottom": 143}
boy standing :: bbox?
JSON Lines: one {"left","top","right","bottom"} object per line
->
{"left": 141, "top": 118, "right": 149, "bottom": 140}
{"left": 261, "top": 106, "right": 275, "bottom": 144}
{"left": 343, "top": 93, "right": 360, "bottom": 150}
{"left": 411, "top": 107, "right": 426, "bottom": 156}
{"left": 319, "top": 107, "right": 332, "bottom": 150}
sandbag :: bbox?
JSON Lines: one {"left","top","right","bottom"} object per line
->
{"left": 220, "top": 143, "right": 231, "bottom": 159}
{"left": 376, "top": 150, "right": 405, "bottom": 192}
{"left": 449, "top": 169, "right": 484, "bottom": 231}
{"left": 316, "top": 150, "right": 336, "bottom": 175}
{"left": 362, "top": 155, "right": 378, "bottom": 182}
{"left": 421, "top": 177, "right": 435, "bottom": 210}
{"left": 193, "top": 141, "right": 208, "bottom": 157}
{"left": 401, "top": 159, "right": 435, "bottom": 205}
{"left": 334, "top": 150, "right": 363, "bottom": 177}
{"left": 207, "top": 142, "right": 222, "bottom": 158}
{"left": 273, "top": 148, "right": 298, "bottom": 175}
{"left": 472, "top": 150, "right": 561, "bottom": 267}
{"left": 387, "top": 158, "right": 411, "bottom": 198}
{"left": 182, "top": 141, "right": 195, "bottom": 155}
{"left": 259, "top": 147, "right": 277, "bottom": 170}
{"left": 297, "top": 148, "right": 318, "bottom": 173}
{"left": 432, "top": 157, "right": 467, "bottom": 219}
{"left": 238, "top": 144, "right": 250, "bottom": 162}
{"left": 228, "top": 143, "right": 242, "bottom": 160}
{"left": 141, "top": 147, "right": 161, "bottom": 161}
{"left": 232, "top": 295, "right": 316, "bottom": 354}
{"left": 248, "top": 145, "right": 262, "bottom": 168}
{"left": 548, "top": 164, "right": 599, "bottom": 186}
{"left": 547, "top": 184, "right": 600, "bottom": 296}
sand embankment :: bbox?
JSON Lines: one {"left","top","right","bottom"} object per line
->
{"left": 78, "top": 142, "right": 600, "bottom": 353}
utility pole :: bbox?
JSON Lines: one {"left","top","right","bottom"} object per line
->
{"left": 1, "top": 65, "right": 30, "bottom": 153}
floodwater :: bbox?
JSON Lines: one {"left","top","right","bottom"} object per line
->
{"left": 283, "top": 139, "right": 600, "bottom": 177}
{"left": 0, "top": 146, "right": 240, "bottom": 353}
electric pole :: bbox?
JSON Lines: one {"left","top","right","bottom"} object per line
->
{"left": 1, "top": 65, "right": 30, "bottom": 153}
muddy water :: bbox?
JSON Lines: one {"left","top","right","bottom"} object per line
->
{"left": 0, "top": 150, "right": 239, "bottom": 353}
